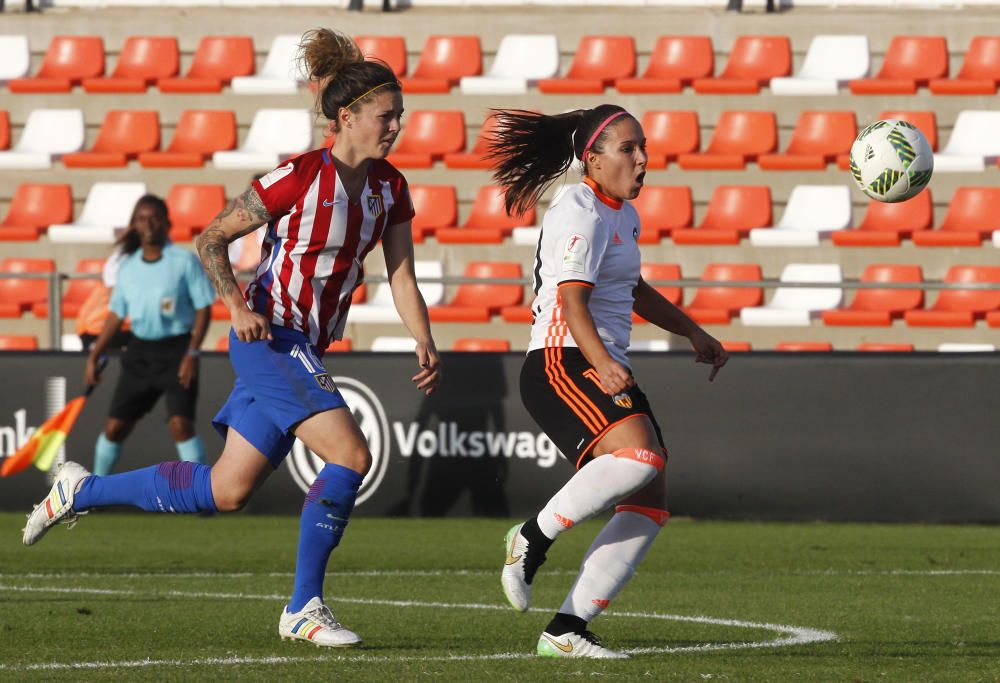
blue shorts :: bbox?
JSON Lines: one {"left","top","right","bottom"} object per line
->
{"left": 213, "top": 326, "right": 348, "bottom": 467}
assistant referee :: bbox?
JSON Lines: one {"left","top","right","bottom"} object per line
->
{"left": 84, "top": 195, "right": 216, "bottom": 475}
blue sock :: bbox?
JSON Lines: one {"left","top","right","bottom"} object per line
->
{"left": 288, "top": 463, "right": 364, "bottom": 613}
{"left": 93, "top": 434, "right": 122, "bottom": 476}
{"left": 175, "top": 436, "right": 206, "bottom": 464}
{"left": 74, "top": 461, "right": 218, "bottom": 514}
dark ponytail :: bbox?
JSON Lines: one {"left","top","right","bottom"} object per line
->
{"left": 299, "top": 28, "right": 400, "bottom": 131}
{"left": 487, "top": 104, "right": 630, "bottom": 215}
{"left": 116, "top": 194, "right": 169, "bottom": 256}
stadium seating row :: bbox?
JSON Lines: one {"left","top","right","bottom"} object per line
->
{"left": 5, "top": 34, "right": 1000, "bottom": 96}
{"left": 2, "top": 333, "right": 991, "bottom": 354}
{"left": 6, "top": 180, "right": 1000, "bottom": 248}
{"left": 4, "top": 258, "right": 999, "bottom": 327}
{"left": 5, "top": 107, "right": 1000, "bottom": 173}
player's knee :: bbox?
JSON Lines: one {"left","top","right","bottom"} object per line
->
{"left": 212, "top": 488, "right": 250, "bottom": 513}
{"left": 104, "top": 419, "right": 132, "bottom": 442}
{"left": 167, "top": 416, "right": 195, "bottom": 442}
{"left": 611, "top": 446, "right": 665, "bottom": 488}
{"left": 313, "top": 443, "right": 371, "bottom": 476}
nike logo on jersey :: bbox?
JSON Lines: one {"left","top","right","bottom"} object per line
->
{"left": 322, "top": 199, "right": 336, "bottom": 207}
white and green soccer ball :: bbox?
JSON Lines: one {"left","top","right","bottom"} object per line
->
{"left": 849, "top": 119, "right": 934, "bottom": 203}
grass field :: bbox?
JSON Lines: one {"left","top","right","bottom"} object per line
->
{"left": 1, "top": 513, "right": 999, "bottom": 682}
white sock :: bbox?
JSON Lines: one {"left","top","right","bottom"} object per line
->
{"left": 536, "top": 447, "right": 664, "bottom": 540}
{"left": 560, "top": 508, "right": 668, "bottom": 622}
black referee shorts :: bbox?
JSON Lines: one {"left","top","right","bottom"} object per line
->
{"left": 109, "top": 334, "right": 198, "bottom": 422}
{"left": 520, "top": 347, "right": 665, "bottom": 470}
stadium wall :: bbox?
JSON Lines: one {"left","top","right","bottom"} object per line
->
{"left": 1, "top": 352, "right": 998, "bottom": 522}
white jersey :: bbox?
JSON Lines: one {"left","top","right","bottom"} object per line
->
{"left": 527, "top": 178, "right": 642, "bottom": 367}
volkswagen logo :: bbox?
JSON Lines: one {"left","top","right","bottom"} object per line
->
{"left": 286, "top": 376, "right": 390, "bottom": 506}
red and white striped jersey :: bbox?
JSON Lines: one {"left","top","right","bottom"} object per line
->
{"left": 246, "top": 148, "right": 414, "bottom": 350}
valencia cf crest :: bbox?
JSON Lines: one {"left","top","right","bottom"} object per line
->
{"left": 366, "top": 194, "right": 385, "bottom": 218}
{"left": 612, "top": 392, "right": 633, "bottom": 409}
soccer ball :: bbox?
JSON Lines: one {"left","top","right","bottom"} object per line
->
{"left": 849, "top": 120, "right": 934, "bottom": 203}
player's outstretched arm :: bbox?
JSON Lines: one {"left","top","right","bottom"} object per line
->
{"left": 196, "top": 187, "right": 273, "bottom": 342}
{"left": 632, "top": 277, "right": 729, "bottom": 381}
{"left": 381, "top": 220, "right": 441, "bottom": 395}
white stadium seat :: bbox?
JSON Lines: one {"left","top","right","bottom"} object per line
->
{"left": 350, "top": 261, "right": 444, "bottom": 323}
{"left": 0, "top": 35, "right": 31, "bottom": 83}
{"left": 938, "top": 343, "right": 996, "bottom": 352}
{"left": 232, "top": 35, "right": 302, "bottom": 92}
{"left": 628, "top": 339, "right": 670, "bottom": 352}
{"left": 992, "top": 230, "right": 1000, "bottom": 248}
{"left": 371, "top": 336, "right": 418, "bottom": 352}
{"left": 213, "top": 109, "right": 312, "bottom": 170}
{"left": 933, "top": 110, "right": 1000, "bottom": 172}
{"left": 740, "top": 264, "right": 842, "bottom": 327}
{"left": 0, "top": 109, "right": 84, "bottom": 170}
{"left": 770, "top": 35, "right": 869, "bottom": 96}
{"left": 460, "top": 34, "right": 559, "bottom": 95}
{"left": 749, "top": 185, "right": 852, "bottom": 247}
{"left": 48, "top": 182, "right": 148, "bottom": 243}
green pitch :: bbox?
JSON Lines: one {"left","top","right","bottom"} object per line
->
{"left": 1, "top": 514, "right": 999, "bottom": 682}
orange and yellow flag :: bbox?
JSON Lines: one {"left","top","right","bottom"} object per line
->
{"left": 1, "top": 397, "right": 86, "bottom": 477}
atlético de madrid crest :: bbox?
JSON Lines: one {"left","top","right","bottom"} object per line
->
{"left": 366, "top": 194, "right": 385, "bottom": 218}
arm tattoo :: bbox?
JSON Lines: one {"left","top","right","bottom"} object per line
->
{"left": 195, "top": 187, "right": 271, "bottom": 301}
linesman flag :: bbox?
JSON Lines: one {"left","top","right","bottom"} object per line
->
{"left": 1, "top": 359, "right": 106, "bottom": 477}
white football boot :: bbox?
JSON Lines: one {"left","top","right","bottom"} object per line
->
{"left": 279, "top": 597, "right": 362, "bottom": 648}
{"left": 22, "top": 461, "right": 91, "bottom": 546}
{"left": 536, "top": 630, "right": 630, "bottom": 659}
{"left": 502, "top": 522, "right": 546, "bottom": 612}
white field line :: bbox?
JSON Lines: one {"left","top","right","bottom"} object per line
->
{"left": 0, "top": 583, "right": 838, "bottom": 672}
{"left": 0, "top": 568, "right": 998, "bottom": 580}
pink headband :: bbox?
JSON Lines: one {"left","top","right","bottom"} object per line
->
{"left": 582, "top": 111, "right": 628, "bottom": 158}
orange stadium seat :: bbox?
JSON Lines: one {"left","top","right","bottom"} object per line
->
{"left": 822, "top": 264, "right": 924, "bottom": 326}
{"left": 776, "top": 342, "right": 833, "bottom": 352}
{"left": 0, "top": 335, "right": 38, "bottom": 351}
{"left": 436, "top": 185, "right": 535, "bottom": 244}
{"left": 987, "top": 311, "right": 1000, "bottom": 327}
{"left": 8, "top": 36, "right": 104, "bottom": 93}
{"left": 633, "top": 186, "right": 692, "bottom": 244}
{"left": 138, "top": 111, "right": 237, "bottom": 167}
{"left": 428, "top": 262, "right": 523, "bottom": 322}
{"left": 354, "top": 36, "right": 407, "bottom": 77}
{"left": 0, "top": 184, "right": 73, "bottom": 241}
{"left": 616, "top": 36, "right": 714, "bottom": 93}
{"left": 400, "top": 35, "right": 481, "bottom": 93}
{"left": 83, "top": 36, "right": 180, "bottom": 93}
{"left": 857, "top": 343, "right": 915, "bottom": 352}
{"left": 167, "top": 184, "right": 227, "bottom": 242}
{"left": 685, "top": 263, "right": 763, "bottom": 325}
{"left": 63, "top": 110, "right": 160, "bottom": 168}
{"left": 758, "top": 111, "right": 857, "bottom": 171}
{"left": 0, "top": 258, "right": 54, "bottom": 317}
{"left": 832, "top": 190, "right": 933, "bottom": 247}
{"left": 158, "top": 36, "right": 255, "bottom": 93}
{"left": 453, "top": 338, "right": 511, "bottom": 352}
{"left": 634, "top": 263, "right": 681, "bottom": 323}
{"left": 641, "top": 111, "right": 700, "bottom": 169}
{"left": 672, "top": 186, "right": 772, "bottom": 245}
{"left": 904, "top": 265, "right": 1000, "bottom": 327}
{"left": 693, "top": 36, "right": 791, "bottom": 94}
{"left": 409, "top": 184, "right": 457, "bottom": 242}
{"left": 929, "top": 37, "right": 1000, "bottom": 95}
{"left": 444, "top": 114, "right": 500, "bottom": 169}
{"left": 538, "top": 36, "right": 636, "bottom": 93}
{"left": 836, "top": 110, "right": 938, "bottom": 170}
{"left": 387, "top": 110, "right": 465, "bottom": 168}
{"left": 722, "top": 341, "right": 752, "bottom": 352}
{"left": 850, "top": 36, "right": 948, "bottom": 94}
{"left": 215, "top": 336, "right": 230, "bottom": 352}
{"left": 326, "top": 339, "right": 353, "bottom": 353}
{"left": 33, "top": 258, "right": 105, "bottom": 319}
{"left": 678, "top": 111, "right": 777, "bottom": 170}
{"left": 501, "top": 304, "right": 533, "bottom": 324}
{"left": 913, "top": 187, "right": 1000, "bottom": 247}
{"left": 0, "top": 111, "right": 9, "bottom": 150}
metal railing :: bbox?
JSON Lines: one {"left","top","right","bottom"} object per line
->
{"left": 2, "top": 271, "right": 999, "bottom": 350}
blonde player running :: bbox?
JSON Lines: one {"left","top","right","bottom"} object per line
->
{"left": 22, "top": 29, "right": 441, "bottom": 648}
{"left": 489, "top": 105, "right": 728, "bottom": 658}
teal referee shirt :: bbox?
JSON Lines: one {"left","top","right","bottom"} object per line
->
{"left": 110, "top": 244, "right": 216, "bottom": 341}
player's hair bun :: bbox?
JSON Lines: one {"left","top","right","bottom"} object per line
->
{"left": 299, "top": 29, "right": 364, "bottom": 86}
